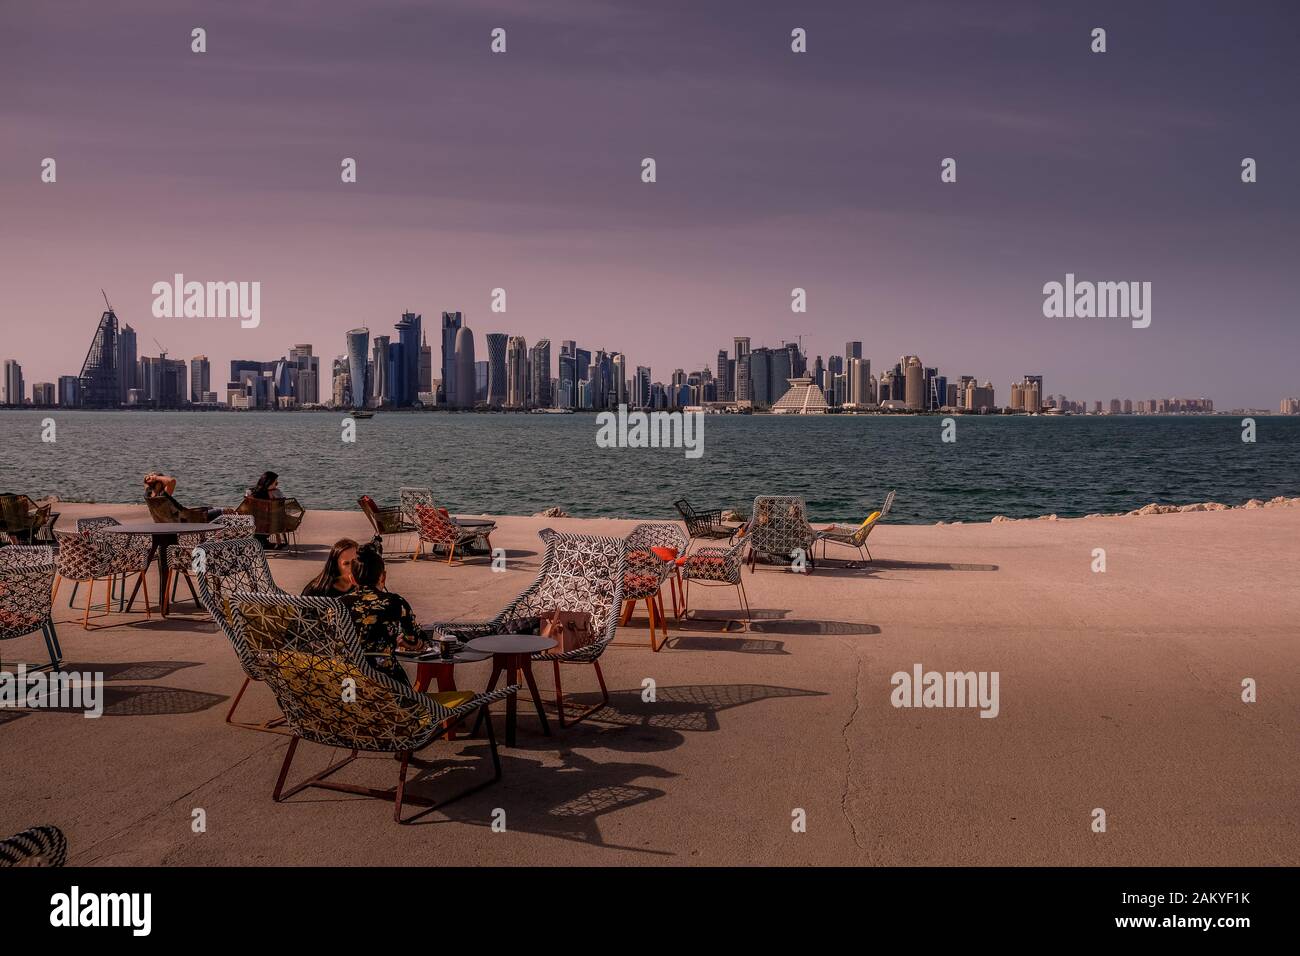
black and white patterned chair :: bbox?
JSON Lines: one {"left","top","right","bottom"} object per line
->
{"left": 53, "top": 529, "right": 136, "bottom": 628}
{"left": 681, "top": 535, "right": 751, "bottom": 631}
{"left": 164, "top": 514, "right": 255, "bottom": 610}
{"left": 0, "top": 825, "right": 67, "bottom": 867}
{"left": 193, "top": 537, "right": 286, "bottom": 732}
{"left": 77, "top": 516, "right": 155, "bottom": 614}
{"left": 229, "top": 592, "right": 519, "bottom": 823}
{"left": 0, "top": 546, "right": 62, "bottom": 671}
{"left": 744, "top": 495, "right": 823, "bottom": 573}
{"left": 429, "top": 529, "right": 625, "bottom": 728}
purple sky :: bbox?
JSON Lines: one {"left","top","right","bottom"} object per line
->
{"left": 2, "top": 0, "right": 1297, "bottom": 408}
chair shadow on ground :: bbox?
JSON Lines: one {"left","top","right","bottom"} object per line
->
{"left": 670, "top": 608, "right": 879, "bottom": 640}
{"left": 853, "top": 558, "right": 999, "bottom": 572}
{"left": 17, "top": 684, "right": 226, "bottom": 717}
{"left": 277, "top": 681, "right": 824, "bottom": 852}
{"left": 55, "top": 660, "right": 202, "bottom": 681}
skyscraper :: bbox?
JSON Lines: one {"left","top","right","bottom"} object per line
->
{"left": 397, "top": 311, "right": 421, "bottom": 406}
{"left": 846, "top": 341, "right": 863, "bottom": 364}
{"left": 439, "top": 311, "right": 462, "bottom": 407}
{"left": 78, "top": 304, "right": 120, "bottom": 407}
{"left": 453, "top": 325, "right": 476, "bottom": 409}
{"left": 190, "top": 355, "right": 210, "bottom": 403}
{"left": 506, "top": 335, "right": 528, "bottom": 407}
{"left": 345, "top": 328, "right": 369, "bottom": 410}
{"left": 904, "top": 356, "right": 924, "bottom": 410}
{"left": 734, "top": 336, "right": 751, "bottom": 402}
{"left": 58, "top": 375, "right": 80, "bottom": 407}
{"left": 486, "top": 333, "right": 508, "bottom": 407}
{"left": 289, "top": 344, "right": 320, "bottom": 406}
{"left": 419, "top": 331, "right": 433, "bottom": 394}
{"left": 2, "top": 360, "right": 24, "bottom": 406}
{"left": 530, "top": 339, "right": 552, "bottom": 407}
{"left": 370, "top": 336, "right": 389, "bottom": 406}
{"left": 116, "top": 323, "right": 137, "bottom": 404}
{"left": 557, "top": 347, "right": 577, "bottom": 409}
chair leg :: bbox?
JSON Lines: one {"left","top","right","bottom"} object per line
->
{"left": 272, "top": 737, "right": 301, "bottom": 801}
{"left": 42, "top": 621, "right": 63, "bottom": 670}
{"left": 619, "top": 600, "right": 633, "bottom": 626}
{"left": 52, "top": 574, "right": 61, "bottom": 605}
{"left": 139, "top": 573, "right": 152, "bottom": 620}
{"left": 68, "top": 579, "right": 79, "bottom": 607}
{"left": 394, "top": 752, "right": 411, "bottom": 822}
{"left": 738, "top": 580, "right": 752, "bottom": 628}
{"left": 226, "top": 676, "right": 252, "bottom": 724}
{"left": 645, "top": 597, "right": 661, "bottom": 651}
{"left": 82, "top": 578, "right": 93, "bottom": 629}
{"left": 550, "top": 660, "right": 609, "bottom": 729}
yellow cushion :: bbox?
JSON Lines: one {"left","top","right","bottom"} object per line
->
{"left": 860, "top": 511, "right": 881, "bottom": 528}
{"left": 429, "top": 690, "right": 475, "bottom": 710}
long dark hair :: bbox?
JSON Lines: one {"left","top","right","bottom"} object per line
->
{"left": 304, "top": 538, "right": 359, "bottom": 595}
{"left": 252, "top": 471, "right": 279, "bottom": 498}
{"left": 352, "top": 540, "right": 386, "bottom": 589}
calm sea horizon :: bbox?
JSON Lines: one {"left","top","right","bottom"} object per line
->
{"left": 2, "top": 410, "right": 1297, "bottom": 524}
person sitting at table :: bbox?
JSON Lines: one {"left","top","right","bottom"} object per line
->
{"left": 301, "top": 538, "right": 359, "bottom": 597}
{"left": 340, "top": 541, "right": 424, "bottom": 685}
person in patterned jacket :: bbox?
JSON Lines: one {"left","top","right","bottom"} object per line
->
{"left": 340, "top": 541, "right": 425, "bottom": 684}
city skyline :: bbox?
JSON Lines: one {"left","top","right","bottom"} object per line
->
{"left": 0, "top": 300, "right": 1245, "bottom": 414}
{"left": 2, "top": 2, "right": 1297, "bottom": 406}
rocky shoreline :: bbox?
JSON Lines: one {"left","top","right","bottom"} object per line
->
{"left": 976, "top": 495, "right": 1300, "bottom": 525}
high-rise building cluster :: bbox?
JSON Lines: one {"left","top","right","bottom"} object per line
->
{"left": 0, "top": 300, "right": 1242, "bottom": 416}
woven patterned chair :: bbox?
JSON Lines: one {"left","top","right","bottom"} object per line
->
{"left": 673, "top": 498, "right": 737, "bottom": 553}
{"left": 744, "top": 495, "right": 823, "bottom": 574}
{"left": 621, "top": 522, "right": 689, "bottom": 651}
{"left": 413, "top": 505, "right": 483, "bottom": 565}
{"left": 230, "top": 592, "right": 519, "bottom": 823}
{"left": 164, "top": 514, "right": 255, "bottom": 610}
{"left": 193, "top": 537, "right": 287, "bottom": 732}
{"left": 428, "top": 529, "right": 624, "bottom": 728}
{"left": 53, "top": 529, "right": 146, "bottom": 628}
{"left": 145, "top": 492, "right": 209, "bottom": 524}
{"left": 78, "top": 516, "right": 156, "bottom": 614}
{"left": 681, "top": 535, "right": 751, "bottom": 631}
{"left": 0, "top": 494, "right": 53, "bottom": 545}
{"left": 820, "top": 490, "right": 896, "bottom": 563}
{"left": 0, "top": 546, "right": 62, "bottom": 671}
{"left": 0, "top": 825, "right": 67, "bottom": 867}
{"left": 399, "top": 486, "right": 435, "bottom": 526}
{"left": 236, "top": 496, "right": 305, "bottom": 552}
{"left": 359, "top": 494, "right": 416, "bottom": 554}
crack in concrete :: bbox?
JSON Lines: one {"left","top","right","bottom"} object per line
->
{"left": 839, "top": 645, "right": 867, "bottom": 852}
{"left": 72, "top": 741, "right": 279, "bottom": 865}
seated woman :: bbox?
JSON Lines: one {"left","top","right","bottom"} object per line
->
{"left": 340, "top": 542, "right": 425, "bottom": 685}
{"left": 301, "top": 538, "right": 359, "bottom": 597}
{"left": 247, "top": 471, "right": 286, "bottom": 547}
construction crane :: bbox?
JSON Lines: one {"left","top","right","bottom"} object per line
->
{"left": 153, "top": 337, "right": 168, "bottom": 359}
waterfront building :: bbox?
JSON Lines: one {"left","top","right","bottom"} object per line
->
{"left": 345, "top": 328, "right": 369, "bottom": 410}
{"left": 531, "top": 339, "right": 552, "bottom": 408}
{"left": 419, "top": 331, "right": 433, "bottom": 394}
{"left": 439, "top": 311, "right": 461, "bottom": 407}
{"left": 30, "top": 382, "right": 55, "bottom": 406}
{"left": 116, "top": 322, "right": 137, "bottom": 404}
{"left": 904, "top": 356, "right": 924, "bottom": 410}
{"left": 506, "top": 335, "right": 528, "bottom": 408}
{"left": 475, "top": 361, "right": 488, "bottom": 402}
{"left": 734, "top": 337, "right": 751, "bottom": 401}
{"left": 190, "top": 355, "right": 210, "bottom": 404}
{"left": 78, "top": 305, "right": 120, "bottom": 406}
{"left": 139, "top": 355, "right": 187, "bottom": 408}
{"left": 453, "top": 325, "right": 476, "bottom": 409}
{"left": 58, "top": 375, "right": 80, "bottom": 407}
{"left": 396, "top": 312, "right": 421, "bottom": 407}
{"left": 487, "top": 333, "right": 508, "bottom": 407}
{"left": 369, "top": 336, "right": 389, "bottom": 406}
{"left": 3, "top": 359, "right": 24, "bottom": 406}
{"left": 771, "top": 377, "right": 829, "bottom": 414}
